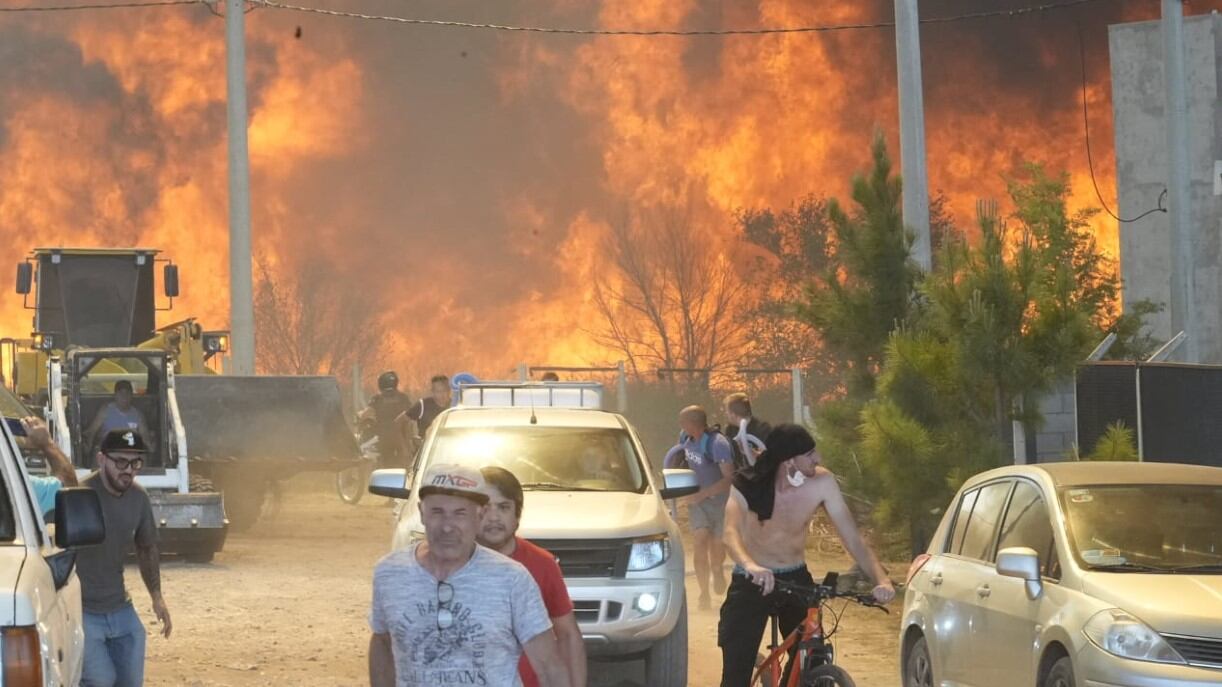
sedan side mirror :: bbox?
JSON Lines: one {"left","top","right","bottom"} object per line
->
{"left": 660, "top": 468, "right": 699, "bottom": 500}
{"left": 997, "top": 546, "right": 1043, "bottom": 600}
{"left": 55, "top": 488, "right": 105, "bottom": 549}
{"left": 369, "top": 469, "right": 411, "bottom": 500}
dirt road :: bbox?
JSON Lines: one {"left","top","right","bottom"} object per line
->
{"left": 135, "top": 480, "right": 901, "bottom": 686}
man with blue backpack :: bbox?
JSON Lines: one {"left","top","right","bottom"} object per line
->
{"left": 664, "top": 405, "right": 735, "bottom": 610}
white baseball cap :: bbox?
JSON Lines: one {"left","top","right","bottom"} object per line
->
{"left": 418, "top": 463, "right": 490, "bottom": 505}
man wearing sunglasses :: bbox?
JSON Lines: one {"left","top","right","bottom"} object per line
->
{"left": 369, "top": 463, "right": 571, "bottom": 687}
{"left": 78, "top": 429, "right": 171, "bottom": 687}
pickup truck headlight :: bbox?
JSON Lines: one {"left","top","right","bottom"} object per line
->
{"left": 1083, "top": 609, "right": 1185, "bottom": 664}
{"left": 627, "top": 535, "right": 669, "bottom": 571}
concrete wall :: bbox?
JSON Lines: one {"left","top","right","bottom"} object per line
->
{"left": 1110, "top": 14, "right": 1222, "bottom": 362}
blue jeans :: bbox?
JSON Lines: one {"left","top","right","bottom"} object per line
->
{"left": 82, "top": 603, "right": 146, "bottom": 687}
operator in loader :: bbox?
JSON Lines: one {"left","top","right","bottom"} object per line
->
{"left": 84, "top": 381, "right": 152, "bottom": 456}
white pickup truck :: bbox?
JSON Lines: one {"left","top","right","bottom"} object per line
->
{"left": 371, "top": 382, "right": 701, "bottom": 687}
{"left": 0, "top": 419, "right": 105, "bottom": 686}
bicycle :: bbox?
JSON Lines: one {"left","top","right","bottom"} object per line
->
{"left": 752, "top": 572, "right": 889, "bottom": 687}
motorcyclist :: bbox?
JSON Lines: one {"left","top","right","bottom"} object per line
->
{"left": 360, "top": 371, "right": 413, "bottom": 469}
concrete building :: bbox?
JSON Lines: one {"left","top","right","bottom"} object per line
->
{"left": 1111, "top": 13, "right": 1222, "bottom": 362}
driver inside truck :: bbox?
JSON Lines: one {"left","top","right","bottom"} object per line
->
{"left": 84, "top": 380, "right": 153, "bottom": 457}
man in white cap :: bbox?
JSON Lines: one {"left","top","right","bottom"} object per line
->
{"left": 368, "top": 463, "right": 571, "bottom": 687}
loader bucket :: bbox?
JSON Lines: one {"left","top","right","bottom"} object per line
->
{"left": 174, "top": 375, "right": 359, "bottom": 469}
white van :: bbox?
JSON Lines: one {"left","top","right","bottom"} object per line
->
{"left": 370, "top": 382, "right": 700, "bottom": 687}
{"left": 0, "top": 420, "right": 105, "bottom": 686}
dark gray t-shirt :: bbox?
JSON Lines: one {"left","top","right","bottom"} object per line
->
{"left": 76, "top": 473, "right": 157, "bottom": 613}
{"left": 369, "top": 543, "right": 553, "bottom": 687}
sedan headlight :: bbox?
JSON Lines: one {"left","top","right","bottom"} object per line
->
{"left": 1083, "top": 609, "right": 1185, "bottom": 664}
{"left": 627, "top": 535, "right": 670, "bottom": 571}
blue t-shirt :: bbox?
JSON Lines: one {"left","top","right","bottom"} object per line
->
{"left": 30, "top": 476, "right": 61, "bottom": 516}
{"left": 665, "top": 431, "right": 733, "bottom": 489}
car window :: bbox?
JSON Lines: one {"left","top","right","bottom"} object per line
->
{"left": 946, "top": 488, "right": 980, "bottom": 554}
{"left": 997, "top": 481, "right": 1055, "bottom": 576}
{"left": 957, "top": 481, "right": 1013, "bottom": 562}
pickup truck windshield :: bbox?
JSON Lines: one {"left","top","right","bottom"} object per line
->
{"left": 1062, "top": 484, "right": 1222, "bottom": 571}
{"left": 428, "top": 427, "right": 647, "bottom": 493}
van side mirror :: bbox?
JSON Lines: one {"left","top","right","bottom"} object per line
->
{"left": 368, "top": 469, "right": 412, "bottom": 500}
{"left": 660, "top": 469, "right": 699, "bottom": 500}
{"left": 996, "top": 546, "right": 1043, "bottom": 600}
{"left": 163, "top": 264, "right": 180, "bottom": 299}
{"left": 54, "top": 488, "right": 106, "bottom": 549}
{"left": 15, "top": 262, "right": 31, "bottom": 295}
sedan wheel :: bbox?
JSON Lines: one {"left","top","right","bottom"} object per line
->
{"left": 1045, "top": 657, "right": 1074, "bottom": 687}
{"left": 904, "top": 636, "right": 934, "bottom": 687}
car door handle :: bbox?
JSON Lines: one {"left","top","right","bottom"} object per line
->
{"left": 976, "top": 584, "right": 991, "bottom": 599}
{"left": 930, "top": 572, "right": 943, "bottom": 587}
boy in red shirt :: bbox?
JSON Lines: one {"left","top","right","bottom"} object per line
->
{"left": 479, "top": 467, "right": 588, "bottom": 687}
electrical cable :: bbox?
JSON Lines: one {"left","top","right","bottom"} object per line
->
{"left": 251, "top": 0, "right": 1122, "bottom": 36}
{"left": 1076, "top": 21, "right": 1167, "bottom": 223}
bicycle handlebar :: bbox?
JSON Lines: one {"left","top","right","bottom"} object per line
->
{"left": 772, "top": 578, "right": 891, "bottom": 614}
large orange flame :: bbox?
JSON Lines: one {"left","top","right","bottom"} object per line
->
{"left": 0, "top": 1, "right": 1216, "bottom": 384}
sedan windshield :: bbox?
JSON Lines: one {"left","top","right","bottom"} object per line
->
{"left": 427, "top": 427, "right": 647, "bottom": 493}
{"left": 1062, "top": 484, "right": 1222, "bottom": 572}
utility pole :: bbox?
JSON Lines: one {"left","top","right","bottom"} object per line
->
{"left": 894, "top": 0, "right": 932, "bottom": 272}
{"left": 1163, "top": 0, "right": 1196, "bottom": 362}
{"left": 226, "top": 0, "right": 256, "bottom": 375}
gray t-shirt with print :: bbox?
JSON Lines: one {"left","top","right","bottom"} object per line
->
{"left": 369, "top": 543, "right": 553, "bottom": 687}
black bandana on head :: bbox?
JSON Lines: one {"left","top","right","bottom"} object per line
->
{"left": 732, "top": 423, "right": 816, "bottom": 522}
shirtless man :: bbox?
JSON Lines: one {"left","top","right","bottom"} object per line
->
{"left": 719, "top": 423, "right": 895, "bottom": 687}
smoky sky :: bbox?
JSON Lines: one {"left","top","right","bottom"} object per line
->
{"left": 0, "top": 0, "right": 1218, "bottom": 379}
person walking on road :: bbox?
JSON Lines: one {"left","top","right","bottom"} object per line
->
{"left": 79, "top": 429, "right": 171, "bottom": 687}
{"left": 478, "top": 466, "right": 587, "bottom": 687}
{"left": 723, "top": 392, "right": 772, "bottom": 469}
{"left": 718, "top": 424, "right": 895, "bottom": 687}
{"left": 368, "top": 463, "right": 570, "bottom": 687}
{"left": 396, "top": 374, "right": 451, "bottom": 439}
{"left": 664, "top": 405, "right": 735, "bottom": 610}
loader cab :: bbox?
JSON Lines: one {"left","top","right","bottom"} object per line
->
{"left": 17, "top": 248, "right": 178, "bottom": 349}
{"left": 64, "top": 350, "right": 175, "bottom": 473}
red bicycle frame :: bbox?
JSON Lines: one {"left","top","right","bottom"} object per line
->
{"left": 751, "top": 605, "right": 824, "bottom": 687}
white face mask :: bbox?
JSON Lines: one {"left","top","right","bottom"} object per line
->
{"left": 786, "top": 463, "right": 807, "bottom": 487}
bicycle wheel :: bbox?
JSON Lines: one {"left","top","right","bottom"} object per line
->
{"left": 801, "top": 664, "right": 856, "bottom": 687}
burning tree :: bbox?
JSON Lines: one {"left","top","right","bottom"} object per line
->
{"left": 253, "top": 259, "right": 388, "bottom": 377}
{"left": 591, "top": 206, "right": 748, "bottom": 382}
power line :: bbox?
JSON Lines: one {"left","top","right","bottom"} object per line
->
{"left": 1075, "top": 21, "right": 1167, "bottom": 224}
{"left": 253, "top": 0, "right": 1121, "bottom": 36}
{"left": 0, "top": 0, "right": 201, "bottom": 11}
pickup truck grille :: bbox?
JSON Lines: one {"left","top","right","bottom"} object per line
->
{"left": 1163, "top": 634, "right": 1222, "bottom": 669}
{"left": 529, "top": 538, "right": 632, "bottom": 579}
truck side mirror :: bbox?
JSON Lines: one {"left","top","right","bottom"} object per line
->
{"left": 54, "top": 488, "right": 106, "bottom": 549}
{"left": 163, "top": 264, "right": 180, "bottom": 299}
{"left": 15, "top": 262, "right": 31, "bottom": 295}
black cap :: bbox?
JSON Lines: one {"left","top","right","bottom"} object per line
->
{"left": 100, "top": 429, "right": 148, "bottom": 454}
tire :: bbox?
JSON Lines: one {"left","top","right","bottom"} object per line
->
{"left": 1044, "top": 657, "right": 1075, "bottom": 687}
{"left": 336, "top": 464, "right": 370, "bottom": 505}
{"left": 217, "top": 476, "right": 268, "bottom": 533}
{"left": 801, "top": 663, "right": 856, "bottom": 687}
{"left": 903, "top": 636, "right": 934, "bottom": 687}
{"left": 644, "top": 601, "right": 687, "bottom": 687}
